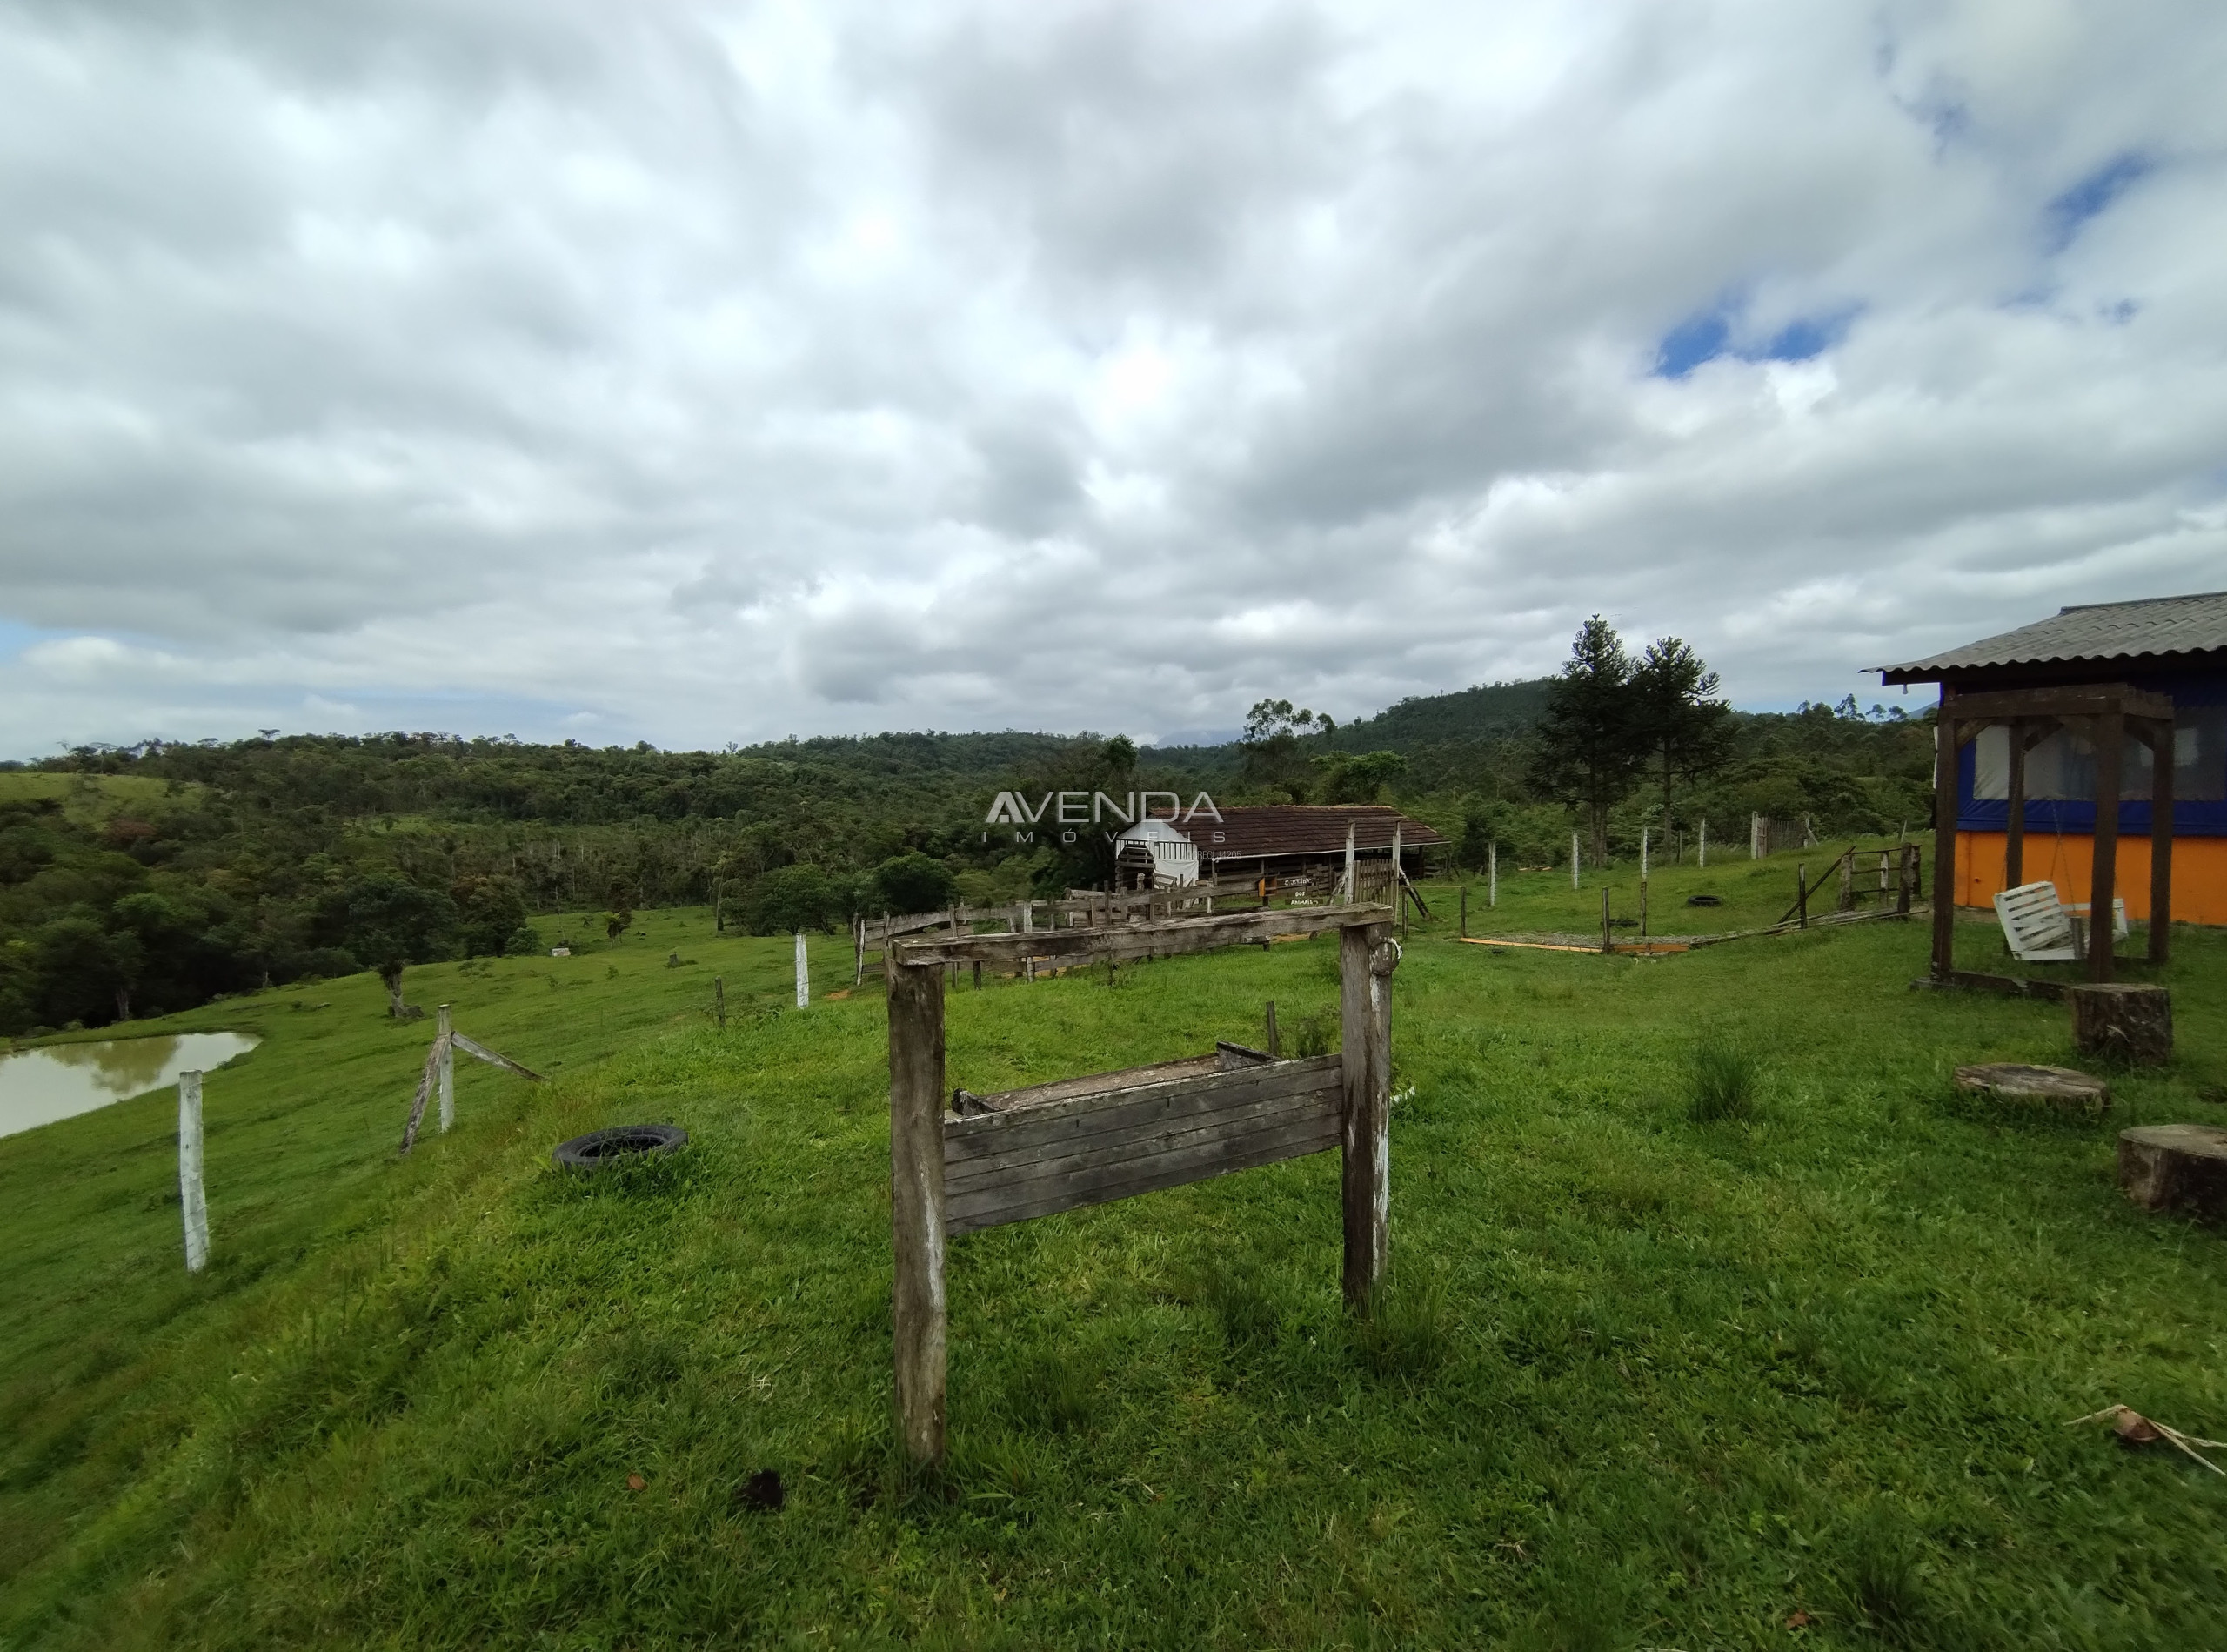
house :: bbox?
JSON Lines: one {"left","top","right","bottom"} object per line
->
{"left": 1112, "top": 816, "right": 1200, "bottom": 889}
{"left": 1879, "top": 590, "right": 2226, "bottom": 928}
{"left": 1114, "top": 805, "right": 1446, "bottom": 896}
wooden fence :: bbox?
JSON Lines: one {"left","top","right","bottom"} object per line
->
{"left": 886, "top": 902, "right": 1398, "bottom": 1466}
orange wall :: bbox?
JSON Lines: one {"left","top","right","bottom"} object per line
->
{"left": 1955, "top": 831, "right": 2227, "bottom": 926}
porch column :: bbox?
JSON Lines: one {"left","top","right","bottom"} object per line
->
{"left": 2149, "top": 715, "right": 2174, "bottom": 964}
{"left": 1930, "top": 700, "right": 1959, "bottom": 980}
{"left": 2089, "top": 712, "right": 2121, "bottom": 983}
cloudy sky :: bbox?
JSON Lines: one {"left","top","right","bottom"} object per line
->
{"left": 3, "top": 0, "right": 2223, "bottom": 755}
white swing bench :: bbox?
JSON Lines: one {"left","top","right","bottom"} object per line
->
{"left": 1993, "top": 880, "right": 2129, "bottom": 963}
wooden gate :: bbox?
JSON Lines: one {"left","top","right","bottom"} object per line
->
{"left": 886, "top": 902, "right": 1398, "bottom": 1465}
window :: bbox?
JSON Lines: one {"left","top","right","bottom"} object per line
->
{"left": 1970, "top": 706, "right": 2225, "bottom": 802}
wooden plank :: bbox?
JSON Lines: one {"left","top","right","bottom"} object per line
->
{"left": 1938, "top": 685, "right": 2172, "bottom": 725}
{"left": 945, "top": 1087, "right": 1341, "bottom": 1208}
{"left": 946, "top": 1056, "right": 1343, "bottom": 1161}
{"left": 1341, "top": 921, "right": 1394, "bottom": 1309}
{"left": 946, "top": 1111, "right": 1342, "bottom": 1235}
{"left": 893, "top": 902, "right": 1391, "bottom": 969}
{"left": 944, "top": 1066, "right": 1341, "bottom": 1189}
{"left": 887, "top": 957, "right": 947, "bottom": 1466}
{"left": 953, "top": 1053, "right": 1225, "bottom": 1117}
{"left": 437, "top": 1003, "right": 455, "bottom": 1134}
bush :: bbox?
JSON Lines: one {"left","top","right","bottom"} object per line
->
{"left": 1689, "top": 1036, "right": 1757, "bottom": 1122}
{"left": 743, "top": 866, "right": 843, "bottom": 935}
{"left": 874, "top": 852, "right": 957, "bottom": 917}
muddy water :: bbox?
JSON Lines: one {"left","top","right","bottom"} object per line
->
{"left": 0, "top": 1033, "right": 259, "bottom": 1140}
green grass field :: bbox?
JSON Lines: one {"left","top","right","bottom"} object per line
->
{"left": 3, "top": 862, "right": 2224, "bottom": 1649}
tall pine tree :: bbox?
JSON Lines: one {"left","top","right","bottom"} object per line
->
{"left": 1528, "top": 616, "right": 1645, "bottom": 867}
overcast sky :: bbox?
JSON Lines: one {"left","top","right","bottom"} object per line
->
{"left": 3, "top": 0, "right": 2223, "bottom": 755}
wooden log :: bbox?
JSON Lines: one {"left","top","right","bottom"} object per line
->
{"left": 946, "top": 1055, "right": 1341, "bottom": 1160}
{"left": 795, "top": 929, "right": 811, "bottom": 1007}
{"left": 2118, "top": 1125, "right": 2227, "bottom": 1223}
{"left": 1954, "top": 1062, "right": 2109, "bottom": 1110}
{"left": 399, "top": 1033, "right": 447, "bottom": 1154}
{"left": 1340, "top": 922, "right": 1395, "bottom": 1310}
{"left": 1925, "top": 684, "right": 2170, "bottom": 725}
{"left": 887, "top": 957, "right": 946, "bottom": 1466}
{"left": 892, "top": 901, "right": 1390, "bottom": 970}
{"left": 177, "top": 1070, "right": 208, "bottom": 1273}
{"left": 437, "top": 1004, "right": 455, "bottom": 1134}
{"left": 2066, "top": 982, "right": 2173, "bottom": 1067}
{"left": 715, "top": 975, "right": 726, "bottom": 1029}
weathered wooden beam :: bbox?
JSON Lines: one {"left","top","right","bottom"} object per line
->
{"left": 1938, "top": 684, "right": 2172, "bottom": 726}
{"left": 946, "top": 1056, "right": 1341, "bottom": 1161}
{"left": 2090, "top": 709, "right": 2121, "bottom": 981}
{"left": 1931, "top": 706, "right": 1958, "bottom": 979}
{"left": 1341, "top": 921, "right": 1395, "bottom": 1309}
{"left": 887, "top": 957, "right": 947, "bottom": 1466}
{"left": 892, "top": 902, "right": 1392, "bottom": 969}
{"left": 451, "top": 1032, "right": 544, "bottom": 1081}
{"left": 2150, "top": 711, "right": 2174, "bottom": 964}
{"left": 946, "top": 1105, "right": 1341, "bottom": 1234}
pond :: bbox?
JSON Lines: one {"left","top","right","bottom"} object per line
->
{"left": 0, "top": 1033, "right": 261, "bottom": 1140}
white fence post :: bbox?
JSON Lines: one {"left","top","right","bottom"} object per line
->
{"left": 1571, "top": 832, "right": 1580, "bottom": 890}
{"left": 437, "top": 1003, "right": 455, "bottom": 1133}
{"left": 794, "top": 930, "right": 809, "bottom": 1008}
{"left": 1488, "top": 840, "right": 1497, "bottom": 908}
{"left": 178, "top": 1071, "right": 208, "bottom": 1273}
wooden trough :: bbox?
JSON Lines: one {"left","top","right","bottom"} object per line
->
{"left": 886, "top": 902, "right": 1397, "bottom": 1466}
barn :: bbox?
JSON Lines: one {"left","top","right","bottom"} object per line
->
{"left": 1879, "top": 590, "right": 2227, "bottom": 927}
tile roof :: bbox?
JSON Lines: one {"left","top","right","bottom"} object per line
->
{"left": 1880, "top": 591, "right": 2227, "bottom": 680}
{"left": 1146, "top": 805, "right": 1446, "bottom": 860}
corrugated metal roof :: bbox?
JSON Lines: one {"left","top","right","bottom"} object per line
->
{"left": 1880, "top": 591, "right": 2227, "bottom": 679}
{"left": 1154, "top": 805, "right": 1446, "bottom": 861}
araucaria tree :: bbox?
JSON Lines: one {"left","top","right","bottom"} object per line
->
{"left": 1631, "top": 637, "right": 1732, "bottom": 829}
{"left": 1528, "top": 616, "right": 1646, "bottom": 867}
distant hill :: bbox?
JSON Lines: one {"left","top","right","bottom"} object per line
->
{"left": 1324, "top": 679, "right": 1555, "bottom": 753}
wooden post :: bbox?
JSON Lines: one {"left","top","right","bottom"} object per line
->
{"left": 1340, "top": 921, "right": 1394, "bottom": 1310}
{"left": 854, "top": 916, "right": 866, "bottom": 987}
{"left": 1838, "top": 851, "right": 1853, "bottom": 913}
{"left": 1392, "top": 825, "right": 1404, "bottom": 933}
{"left": 437, "top": 1004, "right": 455, "bottom": 1133}
{"left": 1796, "top": 864, "right": 1808, "bottom": 929}
{"left": 715, "top": 878, "right": 725, "bottom": 933}
{"left": 1488, "top": 839, "right": 1497, "bottom": 908}
{"left": 1022, "top": 900, "right": 1036, "bottom": 982}
{"left": 1639, "top": 828, "right": 1649, "bottom": 939}
{"left": 715, "top": 975, "right": 726, "bottom": 1029}
{"left": 1931, "top": 705, "right": 1958, "bottom": 980}
{"left": 972, "top": 960, "right": 982, "bottom": 991}
{"left": 1698, "top": 816, "right": 1708, "bottom": 867}
{"left": 1266, "top": 1000, "right": 1281, "bottom": 1058}
{"left": 1342, "top": 820, "right": 1357, "bottom": 903}
{"left": 2090, "top": 712, "right": 2121, "bottom": 982}
{"left": 795, "top": 930, "right": 810, "bottom": 1007}
{"left": 887, "top": 958, "right": 947, "bottom": 1466}
{"left": 2149, "top": 717, "right": 2173, "bottom": 964}
{"left": 1601, "top": 887, "right": 1611, "bottom": 953}
{"left": 2005, "top": 720, "right": 2027, "bottom": 892}
{"left": 1571, "top": 832, "right": 1580, "bottom": 890}
{"left": 177, "top": 1070, "right": 208, "bottom": 1273}
{"left": 1459, "top": 885, "right": 1468, "bottom": 938}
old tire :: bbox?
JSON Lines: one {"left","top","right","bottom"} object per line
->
{"left": 552, "top": 1123, "right": 690, "bottom": 1171}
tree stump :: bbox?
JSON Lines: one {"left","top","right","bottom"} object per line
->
{"left": 2118, "top": 1125, "right": 2227, "bottom": 1223}
{"left": 2066, "top": 983, "right": 2172, "bottom": 1066}
{"left": 1953, "top": 1063, "right": 2110, "bottom": 1111}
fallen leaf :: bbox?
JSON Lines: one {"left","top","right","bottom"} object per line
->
{"left": 1786, "top": 1610, "right": 1813, "bottom": 1629}
{"left": 627, "top": 1474, "right": 646, "bottom": 1491}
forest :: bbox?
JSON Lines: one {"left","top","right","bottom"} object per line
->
{"left": 0, "top": 619, "right": 1930, "bottom": 1035}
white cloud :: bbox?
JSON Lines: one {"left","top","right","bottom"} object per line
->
{"left": 1, "top": 0, "right": 2223, "bottom": 754}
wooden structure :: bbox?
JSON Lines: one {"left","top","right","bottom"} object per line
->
{"left": 1992, "top": 881, "right": 2124, "bottom": 963}
{"left": 2119, "top": 1125, "right": 2227, "bottom": 1223}
{"left": 885, "top": 902, "right": 1397, "bottom": 1466}
{"left": 1923, "top": 684, "right": 2174, "bottom": 982}
{"left": 1144, "top": 806, "right": 1444, "bottom": 897}
{"left": 399, "top": 1007, "right": 543, "bottom": 1154}
{"left": 1882, "top": 592, "right": 2227, "bottom": 936}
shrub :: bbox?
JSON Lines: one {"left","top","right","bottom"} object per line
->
{"left": 1689, "top": 1035, "right": 1757, "bottom": 1122}
{"left": 873, "top": 852, "right": 957, "bottom": 917}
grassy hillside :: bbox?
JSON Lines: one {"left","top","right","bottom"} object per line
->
{"left": 3, "top": 864, "right": 2224, "bottom": 1648}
